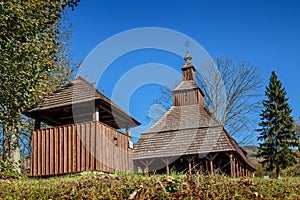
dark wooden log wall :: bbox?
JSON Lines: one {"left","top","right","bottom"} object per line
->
{"left": 30, "top": 121, "right": 133, "bottom": 176}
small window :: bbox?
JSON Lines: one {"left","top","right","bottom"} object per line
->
{"left": 113, "top": 137, "right": 118, "bottom": 145}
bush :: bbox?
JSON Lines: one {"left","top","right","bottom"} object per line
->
{"left": 0, "top": 158, "right": 21, "bottom": 179}
{"left": 282, "top": 164, "right": 300, "bottom": 177}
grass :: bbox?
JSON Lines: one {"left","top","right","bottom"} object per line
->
{"left": 0, "top": 173, "right": 299, "bottom": 199}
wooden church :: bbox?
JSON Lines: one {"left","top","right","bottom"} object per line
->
{"left": 24, "top": 77, "right": 140, "bottom": 176}
{"left": 133, "top": 53, "right": 255, "bottom": 177}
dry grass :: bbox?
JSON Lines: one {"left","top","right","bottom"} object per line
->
{"left": 0, "top": 172, "right": 299, "bottom": 199}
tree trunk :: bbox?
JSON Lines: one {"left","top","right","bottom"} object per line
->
{"left": 2, "top": 125, "right": 20, "bottom": 163}
{"left": 10, "top": 132, "right": 20, "bottom": 163}
{"left": 276, "top": 166, "right": 280, "bottom": 179}
{"left": 2, "top": 125, "right": 10, "bottom": 160}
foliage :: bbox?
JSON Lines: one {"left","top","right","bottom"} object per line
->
{"left": 257, "top": 71, "right": 299, "bottom": 178}
{"left": 281, "top": 164, "right": 300, "bottom": 177}
{"left": 0, "top": 0, "right": 79, "bottom": 160}
{"left": 0, "top": 173, "right": 299, "bottom": 199}
{"left": 0, "top": 158, "right": 20, "bottom": 179}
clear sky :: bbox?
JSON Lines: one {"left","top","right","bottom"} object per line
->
{"left": 69, "top": 0, "right": 300, "bottom": 144}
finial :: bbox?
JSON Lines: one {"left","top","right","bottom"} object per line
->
{"left": 184, "top": 52, "right": 192, "bottom": 61}
{"left": 184, "top": 40, "right": 191, "bottom": 52}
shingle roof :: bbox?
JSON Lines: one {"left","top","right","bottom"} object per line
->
{"left": 173, "top": 81, "right": 199, "bottom": 91}
{"left": 24, "top": 76, "right": 140, "bottom": 128}
{"left": 27, "top": 77, "right": 111, "bottom": 111}
{"left": 133, "top": 104, "right": 255, "bottom": 169}
{"left": 144, "top": 105, "right": 219, "bottom": 134}
{"left": 134, "top": 125, "right": 234, "bottom": 159}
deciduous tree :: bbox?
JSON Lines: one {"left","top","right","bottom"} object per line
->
{"left": 0, "top": 0, "right": 79, "bottom": 161}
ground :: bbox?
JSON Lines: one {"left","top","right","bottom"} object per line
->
{"left": 0, "top": 173, "right": 299, "bottom": 199}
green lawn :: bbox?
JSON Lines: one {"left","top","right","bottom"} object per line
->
{"left": 0, "top": 173, "right": 299, "bottom": 199}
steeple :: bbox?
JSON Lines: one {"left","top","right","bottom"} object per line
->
{"left": 173, "top": 52, "right": 205, "bottom": 107}
{"left": 182, "top": 52, "right": 196, "bottom": 81}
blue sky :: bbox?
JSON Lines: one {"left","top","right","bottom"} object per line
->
{"left": 69, "top": 0, "right": 300, "bottom": 144}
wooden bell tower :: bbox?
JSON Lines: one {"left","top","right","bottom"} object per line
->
{"left": 173, "top": 52, "right": 205, "bottom": 107}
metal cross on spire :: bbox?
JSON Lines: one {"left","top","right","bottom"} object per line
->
{"left": 184, "top": 40, "right": 191, "bottom": 52}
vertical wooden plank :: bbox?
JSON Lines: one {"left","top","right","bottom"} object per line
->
{"left": 72, "top": 125, "right": 77, "bottom": 173}
{"left": 129, "top": 138, "right": 133, "bottom": 172}
{"left": 98, "top": 122, "right": 104, "bottom": 172}
{"left": 41, "top": 129, "right": 45, "bottom": 176}
{"left": 96, "top": 122, "right": 100, "bottom": 171}
{"left": 30, "top": 131, "right": 34, "bottom": 176}
{"left": 76, "top": 124, "right": 81, "bottom": 172}
{"left": 81, "top": 124, "right": 86, "bottom": 171}
{"left": 104, "top": 126, "right": 109, "bottom": 172}
{"left": 49, "top": 128, "right": 54, "bottom": 175}
{"left": 125, "top": 136, "right": 128, "bottom": 172}
{"left": 126, "top": 136, "right": 129, "bottom": 172}
{"left": 54, "top": 127, "right": 59, "bottom": 174}
{"left": 31, "top": 130, "right": 36, "bottom": 176}
{"left": 123, "top": 135, "right": 126, "bottom": 172}
{"left": 37, "top": 130, "right": 40, "bottom": 176}
{"left": 111, "top": 130, "right": 115, "bottom": 172}
{"left": 85, "top": 122, "right": 91, "bottom": 171}
{"left": 45, "top": 129, "right": 50, "bottom": 175}
{"left": 102, "top": 125, "right": 106, "bottom": 172}
{"left": 63, "top": 126, "right": 68, "bottom": 173}
{"left": 111, "top": 129, "right": 115, "bottom": 172}
{"left": 102, "top": 124, "right": 107, "bottom": 172}
{"left": 118, "top": 133, "right": 121, "bottom": 172}
{"left": 127, "top": 136, "right": 130, "bottom": 172}
{"left": 109, "top": 128, "right": 113, "bottom": 172}
{"left": 124, "top": 136, "right": 127, "bottom": 172}
{"left": 90, "top": 122, "right": 96, "bottom": 171}
{"left": 68, "top": 125, "right": 72, "bottom": 173}
{"left": 59, "top": 126, "right": 64, "bottom": 174}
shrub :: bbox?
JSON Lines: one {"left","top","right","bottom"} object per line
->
{"left": 0, "top": 158, "right": 21, "bottom": 179}
{"left": 281, "top": 164, "right": 300, "bottom": 177}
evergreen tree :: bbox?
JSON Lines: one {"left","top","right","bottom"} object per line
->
{"left": 257, "top": 71, "right": 299, "bottom": 178}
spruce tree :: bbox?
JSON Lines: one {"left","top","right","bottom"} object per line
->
{"left": 257, "top": 71, "right": 298, "bottom": 178}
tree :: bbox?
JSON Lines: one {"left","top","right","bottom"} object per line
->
{"left": 151, "top": 56, "right": 263, "bottom": 144}
{"left": 257, "top": 71, "right": 299, "bottom": 178}
{"left": 0, "top": 0, "right": 79, "bottom": 161}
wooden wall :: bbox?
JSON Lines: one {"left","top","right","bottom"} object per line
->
{"left": 174, "top": 90, "right": 204, "bottom": 107}
{"left": 30, "top": 121, "right": 133, "bottom": 176}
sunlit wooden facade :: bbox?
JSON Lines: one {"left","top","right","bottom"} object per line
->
{"left": 24, "top": 77, "right": 140, "bottom": 176}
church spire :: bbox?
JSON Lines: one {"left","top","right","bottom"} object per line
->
{"left": 173, "top": 52, "right": 205, "bottom": 107}
{"left": 182, "top": 52, "right": 196, "bottom": 81}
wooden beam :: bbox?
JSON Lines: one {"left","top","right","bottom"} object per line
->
{"left": 185, "top": 155, "right": 196, "bottom": 175}
{"left": 34, "top": 118, "right": 41, "bottom": 129}
{"left": 236, "top": 162, "right": 239, "bottom": 177}
{"left": 229, "top": 153, "right": 234, "bottom": 177}
{"left": 160, "top": 157, "right": 170, "bottom": 175}
{"left": 40, "top": 113, "right": 62, "bottom": 126}
{"left": 205, "top": 153, "right": 219, "bottom": 174}
{"left": 140, "top": 159, "right": 155, "bottom": 175}
{"left": 125, "top": 124, "right": 130, "bottom": 136}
